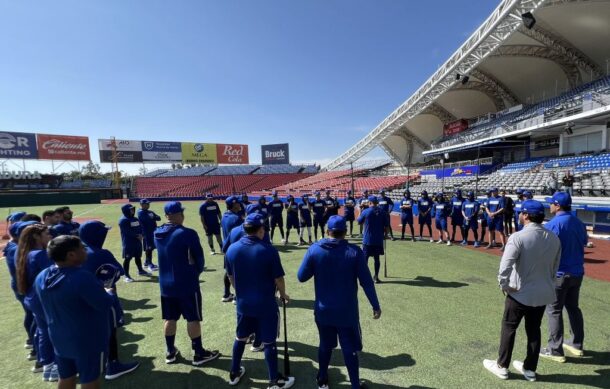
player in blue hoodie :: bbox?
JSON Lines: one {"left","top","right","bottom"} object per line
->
{"left": 52, "top": 206, "right": 80, "bottom": 237}
{"left": 225, "top": 213, "right": 294, "bottom": 388}
{"left": 298, "top": 215, "right": 381, "bottom": 389}
{"left": 357, "top": 190, "right": 369, "bottom": 237}
{"left": 36, "top": 235, "right": 113, "bottom": 388}
{"left": 220, "top": 196, "right": 244, "bottom": 303}
{"left": 268, "top": 191, "right": 286, "bottom": 244}
{"left": 461, "top": 192, "right": 481, "bottom": 247}
{"left": 298, "top": 194, "right": 313, "bottom": 244}
{"left": 433, "top": 192, "right": 451, "bottom": 246}
{"left": 450, "top": 189, "right": 465, "bottom": 243}
{"left": 137, "top": 199, "right": 161, "bottom": 271}
{"left": 378, "top": 189, "right": 395, "bottom": 241}
{"left": 15, "top": 223, "right": 58, "bottom": 381}
{"left": 285, "top": 195, "right": 302, "bottom": 245}
{"left": 312, "top": 191, "right": 326, "bottom": 240}
{"left": 199, "top": 193, "right": 223, "bottom": 255}
{"left": 155, "top": 201, "right": 220, "bottom": 367}
{"left": 79, "top": 221, "right": 140, "bottom": 380}
{"left": 400, "top": 190, "right": 415, "bottom": 241}
{"left": 357, "top": 196, "right": 388, "bottom": 283}
{"left": 417, "top": 190, "right": 434, "bottom": 242}
{"left": 119, "top": 204, "right": 147, "bottom": 282}
{"left": 343, "top": 190, "right": 356, "bottom": 237}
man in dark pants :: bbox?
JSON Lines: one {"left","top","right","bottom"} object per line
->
{"left": 540, "top": 192, "right": 588, "bottom": 362}
{"left": 399, "top": 190, "right": 415, "bottom": 241}
{"left": 501, "top": 190, "right": 515, "bottom": 236}
{"left": 268, "top": 191, "right": 286, "bottom": 244}
{"left": 484, "top": 200, "right": 561, "bottom": 382}
{"left": 220, "top": 196, "right": 243, "bottom": 303}
{"left": 378, "top": 189, "right": 395, "bottom": 241}
{"left": 357, "top": 196, "right": 388, "bottom": 284}
{"left": 297, "top": 215, "right": 381, "bottom": 389}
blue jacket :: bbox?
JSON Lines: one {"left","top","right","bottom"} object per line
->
{"left": 378, "top": 196, "right": 394, "bottom": 214}
{"left": 154, "top": 223, "right": 204, "bottom": 297}
{"left": 486, "top": 196, "right": 505, "bottom": 216}
{"left": 297, "top": 238, "right": 380, "bottom": 327}
{"left": 462, "top": 199, "right": 480, "bottom": 219}
{"left": 433, "top": 200, "right": 450, "bottom": 219}
{"left": 4, "top": 241, "right": 18, "bottom": 294}
{"left": 343, "top": 197, "right": 356, "bottom": 217}
{"left": 417, "top": 197, "right": 432, "bottom": 216}
{"left": 137, "top": 208, "right": 161, "bottom": 246}
{"left": 400, "top": 197, "right": 414, "bottom": 217}
{"left": 299, "top": 201, "right": 312, "bottom": 221}
{"left": 119, "top": 204, "right": 143, "bottom": 259}
{"left": 312, "top": 199, "right": 326, "bottom": 219}
{"left": 199, "top": 200, "right": 221, "bottom": 228}
{"left": 286, "top": 202, "right": 299, "bottom": 222}
{"left": 24, "top": 250, "right": 54, "bottom": 309}
{"left": 221, "top": 210, "right": 243, "bottom": 246}
{"left": 357, "top": 206, "right": 387, "bottom": 246}
{"left": 52, "top": 220, "right": 80, "bottom": 237}
{"left": 80, "top": 221, "right": 125, "bottom": 285}
{"left": 222, "top": 225, "right": 271, "bottom": 254}
{"left": 450, "top": 196, "right": 465, "bottom": 219}
{"left": 268, "top": 199, "right": 284, "bottom": 218}
{"left": 545, "top": 211, "right": 587, "bottom": 277}
{"left": 35, "top": 266, "right": 113, "bottom": 358}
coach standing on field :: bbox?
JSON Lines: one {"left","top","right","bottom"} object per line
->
{"left": 298, "top": 215, "right": 381, "bottom": 389}
{"left": 484, "top": 200, "right": 561, "bottom": 382}
{"left": 357, "top": 196, "right": 388, "bottom": 284}
{"left": 540, "top": 192, "right": 588, "bottom": 362}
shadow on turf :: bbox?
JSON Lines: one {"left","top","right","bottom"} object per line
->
{"left": 120, "top": 298, "right": 158, "bottom": 311}
{"left": 538, "top": 368, "right": 610, "bottom": 387}
{"left": 381, "top": 276, "right": 468, "bottom": 289}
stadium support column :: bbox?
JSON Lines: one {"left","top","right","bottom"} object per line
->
{"left": 350, "top": 162, "right": 355, "bottom": 195}
{"left": 441, "top": 159, "right": 445, "bottom": 193}
{"left": 475, "top": 145, "right": 481, "bottom": 197}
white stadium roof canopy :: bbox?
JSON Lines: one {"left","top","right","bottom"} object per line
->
{"left": 325, "top": 0, "right": 610, "bottom": 170}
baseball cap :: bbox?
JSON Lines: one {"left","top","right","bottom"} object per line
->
{"left": 7, "top": 211, "right": 26, "bottom": 223}
{"left": 436, "top": 192, "right": 444, "bottom": 197}
{"left": 347, "top": 190, "right": 352, "bottom": 194}
{"left": 164, "top": 201, "right": 185, "bottom": 215}
{"left": 491, "top": 187, "right": 499, "bottom": 193}
{"left": 272, "top": 190, "right": 278, "bottom": 196}
{"left": 226, "top": 196, "right": 239, "bottom": 207}
{"left": 368, "top": 195, "right": 378, "bottom": 203}
{"left": 404, "top": 190, "right": 410, "bottom": 195}
{"left": 327, "top": 215, "right": 347, "bottom": 232}
{"left": 139, "top": 198, "right": 150, "bottom": 205}
{"left": 380, "top": 188, "right": 386, "bottom": 194}
{"left": 16, "top": 221, "right": 40, "bottom": 236}
{"left": 467, "top": 191, "right": 474, "bottom": 197}
{"left": 245, "top": 204, "right": 259, "bottom": 215}
{"left": 421, "top": 190, "right": 428, "bottom": 196}
{"left": 315, "top": 191, "right": 321, "bottom": 196}
{"left": 206, "top": 193, "right": 213, "bottom": 199}
{"left": 244, "top": 213, "right": 264, "bottom": 228}
{"left": 523, "top": 190, "right": 533, "bottom": 199}
{"left": 521, "top": 200, "right": 545, "bottom": 215}
{"left": 551, "top": 191, "right": 572, "bottom": 207}
{"left": 515, "top": 189, "right": 524, "bottom": 195}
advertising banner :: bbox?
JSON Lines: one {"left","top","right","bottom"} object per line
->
{"left": 181, "top": 142, "right": 218, "bottom": 163}
{"left": 99, "top": 150, "right": 143, "bottom": 163}
{"left": 98, "top": 138, "right": 143, "bottom": 152}
{"left": 443, "top": 119, "right": 469, "bottom": 137}
{"left": 0, "top": 131, "right": 38, "bottom": 159}
{"left": 216, "top": 144, "right": 249, "bottom": 164}
{"left": 261, "top": 143, "right": 289, "bottom": 165}
{"left": 37, "top": 134, "right": 90, "bottom": 160}
{"left": 142, "top": 141, "right": 182, "bottom": 162}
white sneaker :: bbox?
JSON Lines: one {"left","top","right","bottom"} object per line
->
{"left": 436, "top": 239, "right": 443, "bottom": 244}
{"left": 513, "top": 360, "right": 536, "bottom": 382}
{"left": 446, "top": 240, "right": 452, "bottom": 246}
{"left": 429, "top": 238, "right": 434, "bottom": 243}
{"left": 229, "top": 366, "right": 246, "bottom": 386}
{"left": 250, "top": 344, "right": 264, "bottom": 352}
{"left": 483, "top": 359, "right": 508, "bottom": 380}
{"left": 124, "top": 277, "right": 134, "bottom": 283}
{"left": 210, "top": 251, "right": 216, "bottom": 256}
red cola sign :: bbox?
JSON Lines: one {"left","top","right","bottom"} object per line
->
{"left": 36, "top": 134, "right": 91, "bottom": 161}
{"left": 216, "top": 144, "right": 249, "bottom": 164}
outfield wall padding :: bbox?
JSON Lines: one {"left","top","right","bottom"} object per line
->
{"left": 0, "top": 191, "right": 102, "bottom": 207}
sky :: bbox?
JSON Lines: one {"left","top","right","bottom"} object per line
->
{"left": 0, "top": 0, "right": 498, "bottom": 174}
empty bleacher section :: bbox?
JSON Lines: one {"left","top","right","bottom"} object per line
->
{"left": 59, "top": 179, "right": 112, "bottom": 189}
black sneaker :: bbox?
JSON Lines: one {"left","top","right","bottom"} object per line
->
{"left": 165, "top": 348, "right": 180, "bottom": 364}
{"left": 374, "top": 277, "right": 382, "bottom": 284}
{"left": 229, "top": 366, "right": 246, "bottom": 386}
{"left": 317, "top": 376, "right": 329, "bottom": 389}
{"left": 267, "top": 374, "right": 295, "bottom": 389}
{"left": 192, "top": 349, "right": 220, "bottom": 366}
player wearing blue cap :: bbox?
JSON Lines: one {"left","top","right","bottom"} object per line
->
{"left": 298, "top": 215, "right": 381, "bottom": 389}
{"left": 52, "top": 206, "right": 80, "bottom": 237}
{"left": 343, "top": 190, "right": 356, "bottom": 237}
{"left": 220, "top": 197, "right": 244, "bottom": 303}
{"left": 199, "top": 194, "right": 223, "bottom": 256}
{"left": 269, "top": 191, "right": 286, "bottom": 244}
{"left": 298, "top": 194, "right": 313, "bottom": 244}
{"left": 400, "top": 190, "right": 415, "bottom": 241}
{"left": 417, "top": 191, "right": 434, "bottom": 242}
{"left": 323, "top": 190, "right": 340, "bottom": 222}
{"left": 258, "top": 195, "right": 271, "bottom": 231}
{"left": 461, "top": 192, "right": 481, "bottom": 247}
{"left": 239, "top": 193, "right": 250, "bottom": 219}
{"left": 79, "top": 221, "right": 140, "bottom": 380}
{"left": 312, "top": 192, "right": 326, "bottom": 240}
{"left": 501, "top": 190, "right": 515, "bottom": 236}
{"left": 15, "top": 223, "right": 58, "bottom": 381}
{"left": 478, "top": 190, "right": 492, "bottom": 246}
{"left": 485, "top": 188, "right": 506, "bottom": 251}
{"left": 137, "top": 199, "right": 161, "bottom": 272}
{"left": 540, "top": 191, "right": 588, "bottom": 363}
{"left": 35, "top": 235, "right": 114, "bottom": 388}
{"left": 484, "top": 199, "right": 561, "bottom": 382}
{"left": 285, "top": 195, "right": 302, "bottom": 245}
{"left": 450, "top": 189, "right": 465, "bottom": 243}
{"left": 357, "top": 196, "right": 388, "bottom": 283}
{"left": 433, "top": 192, "right": 451, "bottom": 246}
{"left": 7, "top": 210, "right": 26, "bottom": 224}
{"left": 226, "top": 213, "right": 294, "bottom": 388}
{"left": 119, "top": 204, "right": 148, "bottom": 282}
{"left": 378, "top": 189, "right": 395, "bottom": 241}
{"left": 513, "top": 190, "right": 525, "bottom": 232}
{"left": 155, "top": 201, "right": 220, "bottom": 367}
{"left": 357, "top": 190, "right": 370, "bottom": 237}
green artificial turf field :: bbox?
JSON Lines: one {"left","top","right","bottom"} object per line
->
{"left": 1, "top": 201, "right": 609, "bottom": 388}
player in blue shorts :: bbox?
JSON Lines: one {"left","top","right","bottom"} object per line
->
{"left": 298, "top": 194, "right": 313, "bottom": 244}
{"left": 220, "top": 197, "right": 244, "bottom": 303}
{"left": 357, "top": 196, "right": 388, "bottom": 283}
{"left": 417, "top": 190, "right": 434, "bottom": 242}
{"left": 199, "top": 193, "right": 223, "bottom": 255}
{"left": 343, "top": 190, "right": 356, "bottom": 237}
{"left": 137, "top": 199, "right": 161, "bottom": 271}
{"left": 433, "top": 192, "right": 451, "bottom": 245}
{"left": 36, "top": 235, "right": 113, "bottom": 388}
{"left": 485, "top": 188, "right": 506, "bottom": 251}
{"left": 284, "top": 195, "right": 302, "bottom": 245}
{"left": 357, "top": 190, "right": 369, "bottom": 237}
{"left": 378, "top": 189, "right": 395, "bottom": 241}
{"left": 258, "top": 195, "right": 271, "bottom": 231}
{"left": 268, "top": 191, "right": 286, "bottom": 244}
{"left": 119, "top": 204, "right": 148, "bottom": 282}
{"left": 155, "top": 201, "right": 220, "bottom": 366}
{"left": 450, "top": 189, "right": 465, "bottom": 243}
{"left": 312, "top": 192, "right": 326, "bottom": 240}
{"left": 226, "top": 213, "right": 295, "bottom": 388}
{"left": 461, "top": 191, "right": 481, "bottom": 247}
{"left": 298, "top": 215, "right": 381, "bottom": 389}
{"left": 400, "top": 190, "right": 415, "bottom": 241}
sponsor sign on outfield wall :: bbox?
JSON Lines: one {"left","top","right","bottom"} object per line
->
{"left": 216, "top": 144, "right": 249, "bottom": 164}
{"left": 0, "top": 131, "right": 38, "bottom": 159}
{"left": 142, "top": 141, "right": 182, "bottom": 162}
{"left": 181, "top": 142, "right": 218, "bottom": 164}
{"left": 261, "top": 143, "right": 289, "bottom": 165}
{"left": 37, "top": 134, "right": 90, "bottom": 160}
{"left": 99, "top": 150, "right": 144, "bottom": 163}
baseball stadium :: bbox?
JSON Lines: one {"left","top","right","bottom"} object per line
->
{"left": 2, "top": 0, "right": 610, "bottom": 388}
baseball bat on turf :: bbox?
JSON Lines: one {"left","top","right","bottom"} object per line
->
{"left": 384, "top": 237, "right": 388, "bottom": 278}
{"left": 282, "top": 298, "right": 290, "bottom": 376}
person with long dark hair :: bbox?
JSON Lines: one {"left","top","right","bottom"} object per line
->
{"left": 16, "top": 223, "right": 58, "bottom": 381}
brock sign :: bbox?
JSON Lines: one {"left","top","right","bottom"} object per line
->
{"left": 216, "top": 144, "right": 249, "bottom": 164}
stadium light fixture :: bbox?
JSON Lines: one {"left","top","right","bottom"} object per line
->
{"left": 461, "top": 75, "right": 469, "bottom": 85}
{"left": 522, "top": 12, "right": 536, "bottom": 30}
{"left": 455, "top": 74, "right": 461, "bottom": 81}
